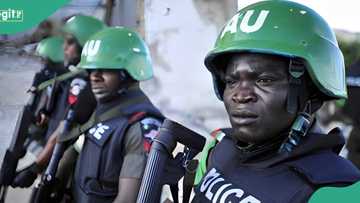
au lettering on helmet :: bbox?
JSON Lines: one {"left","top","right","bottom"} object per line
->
{"left": 240, "top": 10, "right": 269, "bottom": 33}
{"left": 206, "top": 0, "right": 347, "bottom": 100}
{"left": 77, "top": 27, "right": 153, "bottom": 81}
{"left": 82, "top": 40, "right": 101, "bottom": 57}
{"left": 221, "top": 10, "right": 270, "bottom": 38}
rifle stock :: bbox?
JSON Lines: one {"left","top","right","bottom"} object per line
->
{"left": 31, "top": 79, "right": 87, "bottom": 203}
{"left": 137, "top": 119, "right": 206, "bottom": 203}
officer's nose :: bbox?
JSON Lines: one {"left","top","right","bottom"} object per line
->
{"left": 90, "top": 70, "right": 103, "bottom": 83}
{"left": 231, "top": 83, "right": 257, "bottom": 104}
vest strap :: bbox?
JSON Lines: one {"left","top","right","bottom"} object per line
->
{"left": 36, "top": 68, "right": 85, "bottom": 91}
{"left": 287, "top": 59, "right": 305, "bottom": 114}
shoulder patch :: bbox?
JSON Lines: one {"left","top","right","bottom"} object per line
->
{"left": 210, "top": 129, "right": 226, "bottom": 142}
{"left": 140, "top": 117, "right": 162, "bottom": 152}
{"left": 211, "top": 128, "right": 222, "bottom": 138}
{"left": 129, "top": 112, "right": 146, "bottom": 124}
{"left": 140, "top": 117, "right": 162, "bottom": 140}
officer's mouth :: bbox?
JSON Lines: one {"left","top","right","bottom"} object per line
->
{"left": 92, "top": 87, "right": 108, "bottom": 95}
{"left": 230, "top": 110, "right": 259, "bottom": 126}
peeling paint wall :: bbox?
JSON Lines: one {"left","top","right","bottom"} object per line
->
{"left": 142, "top": 0, "right": 237, "bottom": 134}
{"left": 0, "top": 1, "right": 237, "bottom": 201}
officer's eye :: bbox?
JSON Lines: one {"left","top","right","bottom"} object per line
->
{"left": 257, "top": 78, "right": 274, "bottom": 85}
{"left": 225, "top": 78, "right": 237, "bottom": 87}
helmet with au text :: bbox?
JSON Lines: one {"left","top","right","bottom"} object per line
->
{"left": 205, "top": 0, "right": 346, "bottom": 101}
{"left": 77, "top": 27, "right": 153, "bottom": 81}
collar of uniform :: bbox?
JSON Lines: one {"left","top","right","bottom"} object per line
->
{"left": 94, "top": 84, "right": 145, "bottom": 116}
{"left": 234, "top": 128, "right": 344, "bottom": 168}
{"left": 223, "top": 119, "right": 326, "bottom": 164}
{"left": 57, "top": 85, "right": 147, "bottom": 142}
{"left": 228, "top": 131, "right": 287, "bottom": 163}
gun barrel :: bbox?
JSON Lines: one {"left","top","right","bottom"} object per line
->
{"left": 137, "top": 119, "right": 206, "bottom": 203}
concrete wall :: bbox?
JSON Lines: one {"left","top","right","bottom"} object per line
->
{"left": 0, "top": 0, "right": 237, "bottom": 202}
{"left": 142, "top": 0, "right": 237, "bottom": 135}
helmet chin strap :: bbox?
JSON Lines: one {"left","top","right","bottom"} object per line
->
{"left": 279, "top": 102, "right": 314, "bottom": 154}
{"left": 286, "top": 59, "right": 306, "bottom": 114}
{"left": 116, "top": 70, "right": 134, "bottom": 95}
{"left": 65, "top": 56, "right": 81, "bottom": 68}
{"left": 279, "top": 59, "right": 323, "bottom": 154}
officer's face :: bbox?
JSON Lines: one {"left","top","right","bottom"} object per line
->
{"left": 222, "top": 53, "right": 296, "bottom": 144}
{"left": 63, "top": 36, "right": 81, "bottom": 66}
{"left": 90, "top": 70, "right": 121, "bottom": 103}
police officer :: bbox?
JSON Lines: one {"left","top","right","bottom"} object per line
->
{"left": 193, "top": 1, "right": 360, "bottom": 202}
{"left": 341, "top": 61, "right": 360, "bottom": 169}
{"left": 71, "top": 27, "right": 164, "bottom": 203}
{"left": 11, "top": 15, "right": 104, "bottom": 188}
{"left": 43, "top": 15, "right": 105, "bottom": 140}
{"left": 34, "top": 36, "right": 67, "bottom": 83}
{"left": 32, "top": 36, "right": 68, "bottom": 128}
{"left": 11, "top": 36, "right": 66, "bottom": 188}
{"left": 62, "top": 15, "right": 107, "bottom": 68}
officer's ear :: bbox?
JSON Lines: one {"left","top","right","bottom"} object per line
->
{"left": 119, "top": 70, "right": 128, "bottom": 81}
{"left": 213, "top": 54, "right": 235, "bottom": 83}
{"left": 298, "top": 71, "right": 324, "bottom": 114}
{"left": 42, "top": 57, "right": 53, "bottom": 67}
{"left": 118, "top": 70, "right": 137, "bottom": 87}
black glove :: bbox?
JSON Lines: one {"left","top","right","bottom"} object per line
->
{"left": 11, "top": 163, "right": 40, "bottom": 188}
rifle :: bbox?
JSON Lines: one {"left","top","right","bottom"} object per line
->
{"left": 0, "top": 71, "right": 49, "bottom": 203}
{"left": 44, "top": 74, "right": 59, "bottom": 116}
{"left": 30, "top": 78, "right": 87, "bottom": 203}
{"left": 137, "top": 119, "right": 206, "bottom": 203}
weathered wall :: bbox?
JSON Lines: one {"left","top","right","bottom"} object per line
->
{"left": 142, "top": 0, "right": 237, "bottom": 135}
{"left": 0, "top": 0, "right": 237, "bottom": 202}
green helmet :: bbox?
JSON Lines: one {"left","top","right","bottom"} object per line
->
{"left": 36, "top": 36, "right": 64, "bottom": 62}
{"left": 205, "top": 0, "right": 346, "bottom": 101}
{"left": 77, "top": 27, "right": 153, "bottom": 81}
{"left": 63, "top": 15, "right": 106, "bottom": 46}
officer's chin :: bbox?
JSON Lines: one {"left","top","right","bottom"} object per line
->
{"left": 231, "top": 127, "right": 266, "bottom": 145}
{"left": 94, "top": 92, "right": 111, "bottom": 103}
{"left": 232, "top": 131, "right": 255, "bottom": 145}
{"left": 64, "top": 56, "right": 80, "bottom": 67}
{"left": 93, "top": 91, "right": 119, "bottom": 104}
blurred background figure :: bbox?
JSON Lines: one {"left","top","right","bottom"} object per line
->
{"left": 344, "top": 60, "right": 360, "bottom": 169}
{"left": 315, "top": 35, "right": 360, "bottom": 168}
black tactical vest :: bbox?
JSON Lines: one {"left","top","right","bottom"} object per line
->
{"left": 193, "top": 135, "right": 360, "bottom": 203}
{"left": 72, "top": 90, "right": 163, "bottom": 203}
